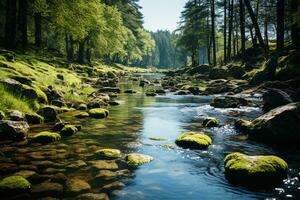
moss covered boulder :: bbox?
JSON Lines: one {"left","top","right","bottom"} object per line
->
{"left": 224, "top": 152, "right": 288, "bottom": 188}
{"left": 0, "top": 111, "right": 5, "bottom": 120}
{"left": 125, "top": 153, "right": 154, "bottom": 166}
{"left": 32, "top": 131, "right": 61, "bottom": 144}
{"left": 235, "top": 103, "right": 300, "bottom": 146}
{"left": 38, "top": 106, "right": 58, "bottom": 122}
{"left": 25, "top": 113, "right": 44, "bottom": 124}
{"left": 88, "top": 108, "right": 109, "bottom": 119}
{"left": 75, "top": 112, "right": 90, "bottom": 119}
{"left": 202, "top": 117, "right": 220, "bottom": 127}
{"left": 0, "top": 176, "right": 31, "bottom": 194}
{"left": 175, "top": 132, "right": 212, "bottom": 149}
{"left": 60, "top": 125, "right": 78, "bottom": 136}
{"left": 96, "top": 149, "right": 122, "bottom": 159}
{"left": 0, "top": 120, "right": 29, "bottom": 141}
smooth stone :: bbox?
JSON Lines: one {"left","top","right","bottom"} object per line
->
{"left": 102, "top": 181, "right": 125, "bottom": 191}
{"left": 60, "top": 125, "right": 78, "bottom": 136}
{"left": 90, "top": 160, "right": 119, "bottom": 170}
{"left": 31, "top": 131, "right": 61, "bottom": 144}
{"left": 175, "top": 132, "right": 212, "bottom": 149}
{"left": 88, "top": 109, "right": 109, "bottom": 119}
{"left": 0, "top": 176, "right": 31, "bottom": 193}
{"left": 75, "top": 193, "right": 109, "bottom": 200}
{"left": 65, "top": 178, "right": 91, "bottom": 195}
{"left": 31, "top": 182, "right": 63, "bottom": 196}
{"left": 0, "top": 120, "right": 29, "bottom": 141}
{"left": 95, "top": 149, "right": 122, "bottom": 159}
{"left": 94, "top": 169, "right": 131, "bottom": 181}
{"left": 202, "top": 117, "right": 220, "bottom": 127}
{"left": 125, "top": 153, "right": 154, "bottom": 166}
{"left": 75, "top": 112, "right": 90, "bottom": 119}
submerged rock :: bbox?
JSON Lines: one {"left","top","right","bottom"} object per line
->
{"left": 31, "top": 131, "right": 61, "bottom": 144}
{"left": 0, "top": 120, "right": 29, "bottom": 140}
{"left": 60, "top": 125, "right": 78, "bottom": 136}
{"left": 88, "top": 108, "right": 109, "bottom": 119}
{"left": 31, "top": 182, "right": 63, "bottom": 196}
{"left": 96, "top": 149, "right": 122, "bottom": 159}
{"left": 175, "top": 132, "right": 212, "bottom": 149}
{"left": 235, "top": 102, "right": 300, "bottom": 145}
{"left": 75, "top": 112, "right": 89, "bottom": 119}
{"left": 98, "top": 87, "right": 121, "bottom": 93}
{"left": 75, "top": 193, "right": 109, "bottom": 200}
{"left": 224, "top": 152, "right": 288, "bottom": 188}
{"left": 125, "top": 153, "right": 154, "bottom": 166}
{"left": 202, "top": 117, "right": 219, "bottom": 127}
{"left": 262, "top": 89, "right": 292, "bottom": 112}
{"left": 66, "top": 178, "right": 91, "bottom": 195}
{"left": 90, "top": 160, "right": 119, "bottom": 170}
{"left": 124, "top": 89, "right": 136, "bottom": 94}
{"left": 0, "top": 176, "right": 31, "bottom": 194}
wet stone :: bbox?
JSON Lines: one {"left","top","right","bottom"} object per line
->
{"left": 102, "top": 181, "right": 125, "bottom": 192}
{"left": 65, "top": 178, "right": 91, "bottom": 195}
{"left": 75, "top": 193, "right": 109, "bottom": 200}
{"left": 31, "top": 182, "right": 64, "bottom": 197}
{"left": 94, "top": 169, "right": 131, "bottom": 181}
{"left": 90, "top": 160, "right": 119, "bottom": 170}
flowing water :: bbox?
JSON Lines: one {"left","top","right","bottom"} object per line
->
{"left": 1, "top": 73, "right": 300, "bottom": 199}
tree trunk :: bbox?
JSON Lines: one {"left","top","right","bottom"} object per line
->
{"left": 5, "top": 0, "right": 17, "bottom": 49}
{"left": 78, "top": 41, "right": 85, "bottom": 64}
{"left": 239, "top": 0, "right": 246, "bottom": 56}
{"left": 227, "top": 0, "right": 233, "bottom": 59}
{"left": 244, "top": 0, "right": 267, "bottom": 55}
{"left": 211, "top": 0, "right": 216, "bottom": 66}
{"left": 276, "top": 0, "right": 285, "bottom": 53}
{"left": 290, "top": 0, "right": 300, "bottom": 48}
{"left": 224, "top": 0, "right": 227, "bottom": 63}
{"left": 86, "top": 39, "right": 91, "bottom": 64}
{"left": 19, "top": 0, "right": 28, "bottom": 48}
{"left": 35, "top": 13, "right": 42, "bottom": 47}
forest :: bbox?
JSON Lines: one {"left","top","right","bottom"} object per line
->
{"left": 0, "top": 0, "right": 300, "bottom": 200}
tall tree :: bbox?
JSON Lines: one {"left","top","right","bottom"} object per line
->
{"left": 19, "top": 0, "right": 28, "bottom": 48}
{"left": 211, "top": 0, "right": 216, "bottom": 66}
{"left": 5, "top": 0, "right": 17, "bottom": 49}
{"left": 276, "top": 0, "right": 285, "bottom": 52}
{"left": 240, "top": 0, "right": 246, "bottom": 56}
{"left": 224, "top": 0, "right": 227, "bottom": 63}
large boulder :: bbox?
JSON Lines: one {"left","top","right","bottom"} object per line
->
{"left": 25, "top": 113, "right": 44, "bottom": 124}
{"left": 0, "top": 120, "right": 29, "bottom": 141}
{"left": 186, "top": 65, "right": 210, "bottom": 75}
{"left": 211, "top": 96, "right": 249, "bottom": 108}
{"left": 262, "top": 89, "right": 292, "bottom": 112}
{"left": 65, "top": 178, "right": 91, "bottom": 195}
{"left": 235, "top": 103, "right": 300, "bottom": 145}
{"left": 224, "top": 152, "right": 288, "bottom": 188}
{"left": 203, "top": 79, "right": 239, "bottom": 95}
{"left": 95, "top": 149, "right": 122, "bottom": 159}
{"left": 60, "top": 125, "right": 78, "bottom": 136}
{"left": 227, "top": 65, "right": 246, "bottom": 79}
{"left": 209, "top": 67, "right": 228, "bottom": 79}
{"left": 202, "top": 117, "right": 219, "bottom": 127}
{"left": 175, "top": 132, "right": 212, "bottom": 149}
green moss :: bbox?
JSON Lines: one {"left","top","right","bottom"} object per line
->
{"left": 96, "top": 149, "right": 122, "bottom": 159}
{"left": 224, "top": 152, "right": 288, "bottom": 188}
{"left": 0, "top": 176, "right": 31, "bottom": 192}
{"left": 149, "top": 137, "right": 167, "bottom": 141}
{"left": 75, "top": 112, "right": 89, "bottom": 119}
{"left": 32, "top": 131, "right": 61, "bottom": 144}
{"left": 202, "top": 117, "right": 220, "bottom": 127}
{"left": 125, "top": 153, "right": 154, "bottom": 166}
{"left": 0, "top": 85, "right": 35, "bottom": 113}
{"left": 32, "top": 85, "right": 48, "bottom": 103}
{"left": 88, "top": 108, "right": 109, "bottom": 119}
{"left": 175, "top": 132, "right": 212, "bottom": 149}
{"left": 60, "top": 125, "right": 78, "bottom": 136}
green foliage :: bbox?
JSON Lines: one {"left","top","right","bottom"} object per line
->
{"left": 0, "top": 85, "right": 36, "bottom": 114}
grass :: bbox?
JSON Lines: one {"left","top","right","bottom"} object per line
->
{"left": 0, "top": 85, "right": 37, "bottom": 114}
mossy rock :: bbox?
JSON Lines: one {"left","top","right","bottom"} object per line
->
{"left": 75, "top": 112, "right": 89, "bottom": 119}
{"left": 0, "top": 176, "right": 31, "bottom": 193}
{"left": 60, "top": 125, "right": 78, "bottom": 136}
{"left": 175, "top": 132, "right": 212, "bottom": 149}
{"left": 96, "top": 149, "right": 122, "bottom": 159}
{"left": 202, "top": 117, "right": 220, "bottom": 127}
{"left": 88, "top": 108, "right": 109, "bottom": 119}
{"left": 32, "top": 131, "right": 61, "bottom": 144}
{"left": 0, "top": 111, "right": 5, "bottom": 120}
{"left": 25, "top": 113, "right": 44, "bottom": 124}
{"left": 224, "top": 152, "right": 288, "bottom": 188}
{"left": 32, "top": 86, "right": 48, "bottom": 103}
{"left": 125, "top": 153, "right": 154, "bottom": 166}
{"left": 78, "top": 103, "right": 87, "bottom": 110}
{"left": 149, "top": 137, "right": 167, "bottom": 141}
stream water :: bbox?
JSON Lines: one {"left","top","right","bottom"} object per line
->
{"left": 1, "top": 73, "right": 300, "bottom": 200}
